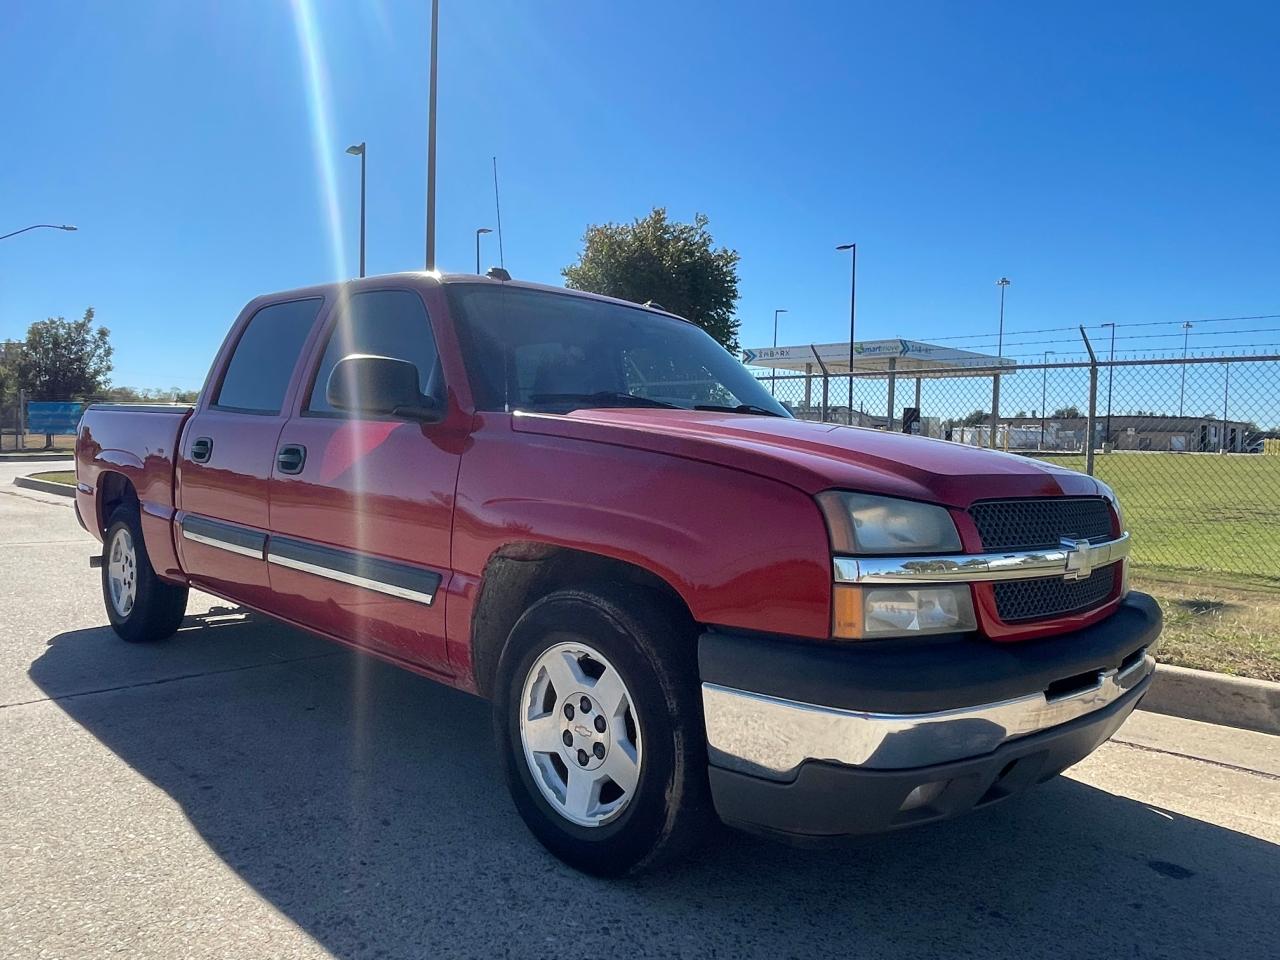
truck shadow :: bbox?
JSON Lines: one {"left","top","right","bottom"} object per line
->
{"left": 29, "top": 614, "right": 1280, "bottom": 960}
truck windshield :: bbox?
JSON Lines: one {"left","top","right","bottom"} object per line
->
{"left": 447, "top": 284, "right": 790, "bottom": 417}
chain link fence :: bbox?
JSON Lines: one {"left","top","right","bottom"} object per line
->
{"left": 757, "top": 353, "right": 1280, "bottom": 585}
{"left": 7, "top": 363, "right": 1280, "bottom": 584}
{"left": 0, "top": 395, "right": 112, "bottom": 452}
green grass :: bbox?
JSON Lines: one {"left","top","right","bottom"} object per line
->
{"left": 1133, "top": 572, "right": 1280, "bottom": 681}
{"left": 1032, "top": 451, "right": 1280, "bottom": 584}
{"left": 1024, "top": 451, "right": 1280, "bottom": 681}
{"left": 31, "top": 470, "right": 76, "bottom": 486}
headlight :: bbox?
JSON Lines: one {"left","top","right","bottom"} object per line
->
{"left": 819, "top": 492, "right": 973, "bottom": 640}
{"left": 832, "top": 583, "right": 977, "bottom": 640}
{"left": 817, "top": 491, "right": 962, "bottom": 554}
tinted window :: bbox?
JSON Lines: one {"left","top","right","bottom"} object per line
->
{"left": 215, "top": 299, "right": 322, "bottom": 413}
{"left": 307, "top": 290, "right": 442, "bottom": 414}
{"left": 447, "top": 284, "right": 789, "bottom": 416}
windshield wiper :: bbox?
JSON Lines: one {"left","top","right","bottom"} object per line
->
{"left": 526, "top": 391, "right": 682, "bottom": 410}
{"left": 693, "top": 403, "right": 785, "bottom": 417}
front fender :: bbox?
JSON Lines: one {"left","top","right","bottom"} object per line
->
{"left": 451, "top": 424, "right": 834, "bottom": 642}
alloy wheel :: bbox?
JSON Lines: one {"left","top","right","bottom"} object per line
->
{"left": 107, "top": 526, "right": 137, "bottom": 618}
{"left": 518, "top": 641, "right": 643, "bottom": 827}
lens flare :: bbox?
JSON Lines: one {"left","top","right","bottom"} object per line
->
{"left": 289, "top": 0, "right": 349, "bottom": 283}
{"left": 289, "top": 0, "right": 373, "bottom": 777}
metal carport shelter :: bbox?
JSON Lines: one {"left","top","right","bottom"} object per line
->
{"left": 741, "top": 339, "right": 1012, "bottom": 427}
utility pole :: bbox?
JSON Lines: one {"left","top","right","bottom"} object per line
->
{"left": 837, "top": 243, "right": 857, "bottom": 420}
{"left": 1102, "top": 322, "right": 1116, "bottom": 445}
{"left": 1222, "top": 363, "right": 1231, "bottom": 453}
{"left": 1040, "top": 349, "right": 1055, "bottom": 451}
{"left": 770, "top": 309, "right": 788, "bottom": 396}
{"left": 424, "top": 0, "right": 440, "bottom": 270}
{"left": 345, "top": 142, "right": 366, "bottom": 277}
{"left": 991, "top": 278, "right": 1010, "bottom": 448}
{"left": 475, "top": 227, "right": 492, "bottom": 274}
{"left": 1178, "top": 321, "right": 1192, "bottom": 417}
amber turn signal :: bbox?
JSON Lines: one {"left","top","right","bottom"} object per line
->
{"left": 832, "top": 584, "right": 865, "bottom": 639}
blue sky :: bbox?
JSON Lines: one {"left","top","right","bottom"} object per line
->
{"left": 2, "top": 0, "right": 1278, "bottom": 389}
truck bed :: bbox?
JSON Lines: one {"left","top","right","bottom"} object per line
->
{"left": 75, "top": 404, "right": 194, "bottom": 577}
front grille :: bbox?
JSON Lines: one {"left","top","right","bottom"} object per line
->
{"left": 993, "top": 566, "right": 1119, "bottom": 622}
{"left": 969, "top": 497, "right": 1113, "bottom": 552}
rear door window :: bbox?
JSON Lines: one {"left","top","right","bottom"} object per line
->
{"left": 214, "top": 298, "right": 323, "bottom": 414}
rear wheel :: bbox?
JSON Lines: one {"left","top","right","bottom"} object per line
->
{"left": 493, "top": 586, "right": 712, "bottom": 876}
{"left": 102, "top": 505, "right": 189, "bottom": 643}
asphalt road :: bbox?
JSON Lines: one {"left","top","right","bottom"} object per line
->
{"left": 2, "top": 461, "right": 1277, "bottom": 960}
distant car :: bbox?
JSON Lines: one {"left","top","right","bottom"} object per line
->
{"left": 75, "top": 272, "right": 1161, "bottom": 876}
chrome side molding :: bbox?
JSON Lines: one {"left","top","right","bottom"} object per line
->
{"left": 179, "top": 515, "right": 267, "bottom": 560}
{"left": 178, "top": 514, "right": 441, "bottom": 606}
{"left": 266, "top": 535, "right": 441, "bottom": 606}
{"left": 834, "top": 532, "right": 1130, "bottom": 585}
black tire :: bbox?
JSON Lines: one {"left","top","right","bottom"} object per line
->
{"left": 102, "top": 504, "right": 189, "bottom": 643}
{"left": 493, "top": 584, "right": 713, "bottom": 876}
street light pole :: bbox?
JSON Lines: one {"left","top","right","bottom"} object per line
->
{"left": 991, "top": 278, "right": 1010, "bottom": 448}
{"left": 0, "top": 224, "right": 77, "bottom": 242}
{"left": 771, "top": 309, "right": 788, "bottom": 396}
{"left": 772, "top": 308, "right": 788, "bottom": 348}
{"left": 424, "top": 0, "right": 440, "bottom": 270}
{"left": 475, "top": 227, "right": 492, "bottom": 274}
{"left": 1178, "top": 321, "right": 1193, "bottom": 417}
{"left": 1040, "top": 349, "right": 1055, "bottom": 451}
{"left": 837, "top": 243, "right": 857, "bottom": 418}
{"left": 1102, "top": 322, "right": 1116, "bottom": 445}
{"left": 345, "top": 143, "right": 366, "bottom": 277}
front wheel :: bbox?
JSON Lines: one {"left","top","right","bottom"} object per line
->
{"left": 102, "top": 506, "right": 189, "bottom": 643}
{"left": 493, "top": 586, "right": 712, "bottom": 876}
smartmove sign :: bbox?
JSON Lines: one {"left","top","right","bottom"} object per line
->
{"left": 742, "top": 339, "right": 1012, "bottom": 377}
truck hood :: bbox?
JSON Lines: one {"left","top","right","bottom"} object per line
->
{"left": 511, "top": 409, "right": 1104, "bottom": 508}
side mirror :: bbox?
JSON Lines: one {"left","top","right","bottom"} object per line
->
{"left": 327, "top": 354, "right": 442, "bottom": 421}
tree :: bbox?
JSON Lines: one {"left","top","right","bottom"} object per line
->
{"left": 103, "top": 385, "right": 200, "bottom": 404}
{"left": 563, "top": 208, "right": 742, "bottom": 351}
{"left": 1051, "top": 405, "right": 1082, "bottom": 418}
{"left": 961, "top": 409, "right": 989, "bottom": 426}
{"left": 15, "top": 308, "right": 113, "bottom": 400}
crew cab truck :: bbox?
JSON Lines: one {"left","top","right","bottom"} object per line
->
{"left": 76, "top": 273, "right": 1161, "bottom": 876}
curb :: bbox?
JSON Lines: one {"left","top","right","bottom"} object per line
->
{"left": 1139, "top": 663, "right": 1280, "bottom": 736}
{"left": 13, "top": 475, "right": 76, "bottom": 498}
{"left": 0, "top": 452, "right": 74, "bottom": 462}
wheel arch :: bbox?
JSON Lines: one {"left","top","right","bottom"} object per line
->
{"left": 469, "top": 542, "right": 696, "bottom": 699}
{"left": 96, "top": 470, "right": 139, "bottom": 534}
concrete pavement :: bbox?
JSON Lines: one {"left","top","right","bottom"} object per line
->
{"left": 1, "top": 462, "right": 1277, "bottom": 959}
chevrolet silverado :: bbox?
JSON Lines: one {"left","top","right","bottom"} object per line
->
{"left": 76, "top": 272, "right": 1161, "bottom": 875}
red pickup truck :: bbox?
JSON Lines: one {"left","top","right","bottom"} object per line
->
{"left": 76, "top": 273, "right": 1160, "bottom": 875}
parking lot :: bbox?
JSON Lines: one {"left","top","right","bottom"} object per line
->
{"left": 1, "top": 460, "right": 1277, "bottom": 960}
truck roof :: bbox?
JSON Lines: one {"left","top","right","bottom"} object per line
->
{"left": 246, "top": 272, "right": 693, "bottom": 325}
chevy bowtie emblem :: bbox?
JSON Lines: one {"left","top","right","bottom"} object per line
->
{"left": 1062, "top": 538, "right": 1094, "bottom": 580}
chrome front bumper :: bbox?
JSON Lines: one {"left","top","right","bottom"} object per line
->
{"left": 703, "top": 649, "right": 1154, "bottom": 781}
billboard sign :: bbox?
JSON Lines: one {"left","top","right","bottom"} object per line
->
{"left": 27, "top": 401, "right": 83, "bottom": 435}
